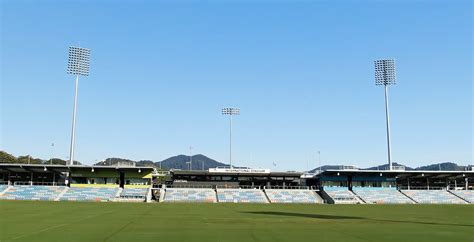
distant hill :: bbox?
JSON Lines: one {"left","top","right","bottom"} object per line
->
{"left": 308, "top": 162, "right": 471, "bottom": 172}
{"left": 95, "top": 158, "right": 136, "bottom": 166}
{"left": 365, "top": 162, "right": 468, "bottom": 171}
{"left": 135, "top": 160, "right": 156, "bottom": 167}
{"left": 93, "top": 154, "right": 227, "bottom": 170}
{"left": 2, "top": 150, "right": 471, "bottom": 172}
{"left": 364, "top": 162, "right": 414, "bottom": 171}
{"left": 157, "top": 154, "right": 227, "bottom": 170}
{"left": 414, "top": 162, "right": 467, "bottom": 171}
{"left": 0, "top": 150, "right": 76, "bottom": 165}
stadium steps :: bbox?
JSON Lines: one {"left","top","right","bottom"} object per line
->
{"left": 215, "top": 188, "right": 220, "bottom": 203}
{"left": 316, "top": 190, "right": 329, "bottom": 204}
{"left": 400, "top": 190, "right": 466, "bottom": 204}
{"left": 399, "top": 190, "right": 418, "bottom": 204}
{"left": 115, "top": 188, "right": 123, "bottom": 198}
{"left": 0, "top": 185, "right": 11, "bottom": 195}
{"left": 448, "top": 190, "right": 471, "bottom": 204}
{"left": 0, "top": 186, "right": 10, "bottom": 196}
{"left": 350, "top": 191, "right": 366, "bottom": 204}
{"left": 54, "top": 186, "right": 69, "bottom": 201}
{"left": 319, "top": 190, "right": 335, "bottom": 204}
{"left": 146, "top": 188, "right": 152, "bottom": 203}
{"left": 263, "top": 189, "right": 272, "bottom": 203}
{"left": 321, "top": 188, "right": 360, "bottom": 204}
{"left": 159, "top": 188, "right": 165, "bottom": 202}
{"left": 313, "top": 191, "right": 324, "bottom": 203}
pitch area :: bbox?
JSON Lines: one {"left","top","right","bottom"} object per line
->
{"left": 0, "top": 201, "right": 472, "bottom": 242}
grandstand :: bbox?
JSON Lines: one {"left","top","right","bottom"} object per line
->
{"left": 1, "top": 183, "right": 472, "bottom": 205}
{"left": 217, "top": 188, "right": 268, "bottom": 203}
{"left": 310, "top": 169, "right": 473, "bottom": 204}
{"left": 0, "top": 164, "right": 473, "bottom": 204}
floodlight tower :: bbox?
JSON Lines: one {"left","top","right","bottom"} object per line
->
{"left": 222, "top": 107, "right": 240, "bottom": 169}
{"left": 374, "top": 59, "right": 396, "bottom": 171}
{"left": 189, "top": 146, "right": 193, "bottom": 171}
{"left": 67, "top": 46, "right": 91, "bottom": 166}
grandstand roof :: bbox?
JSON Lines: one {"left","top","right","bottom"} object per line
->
{"left": 171, "top": 170, "right": 303, "bottom": 177}
{"left": 0, "top": 163, "right": 155, "bottom": 173}
{"left": 318, "top": 169, "right": 474, "bottom": 179}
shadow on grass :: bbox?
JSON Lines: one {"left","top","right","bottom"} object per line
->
{"left": 243, "top": 211, "right": 474, "bottom": 228}
{"left": 244, "top": 211, "right": 361, "bottom": 220}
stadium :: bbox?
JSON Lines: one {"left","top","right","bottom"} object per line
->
{"left": 0, "top": 163, "right": 473, "bottom": 241}
{"left": 1, "top": 1, "right": 473, "bottom": 242}
{"left": 0, "top": 164, "right": 473, "bottom": 204}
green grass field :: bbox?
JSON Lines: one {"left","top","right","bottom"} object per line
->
{"left": 0, "top": 201, "right": 472, "bottom": 242}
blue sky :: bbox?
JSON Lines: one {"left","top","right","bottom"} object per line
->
{"left": 1, "top": 0, "right": 472, "bottom": 170}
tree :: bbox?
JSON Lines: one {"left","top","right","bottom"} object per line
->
{"left": 0, "top": 151, "right": 17, "bottom": 163}
{"left": 17, "top": 155, "right": 43, "bottom": 164}
{"left": 47, "top": 158, "right": 67, "bottom": 165}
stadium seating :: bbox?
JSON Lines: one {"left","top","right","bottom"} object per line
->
{"left": 401, "top": 189, "right": 466, "bottom": 204}
{"left": 0, "top": 185, "right": 66, "bottom": 201}
{"left": 352, "top": 187, "right": 413, "bottom": 204}
{"left": 449, "top": 190, "right": 474, "bottom": 203}
{"left": 217, "top": 189, "right": 269, "bottom": 203}
{"left": 264, "top": 189, "right": 321, "bottom": 203}
{"left": 60, "top": 187, "right": 119, "bottom": 202}
{"left": 164, "top": 188, "right": 216, "bottom": 203}
{"left": 323, "top": 187, "right": 359, "bottom": 204}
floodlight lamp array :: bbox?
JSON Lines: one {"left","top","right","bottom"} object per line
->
{"left": 222, "top": 108, "right": 240, "bottom": 115}
{"left": 375, "top": 59, "right": 396, "bottom": 86}
{"left": 67, "top": 46, "right": 91, "bottom": 76}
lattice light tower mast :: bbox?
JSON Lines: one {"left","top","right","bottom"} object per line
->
{"left": 67, "top": 46, "right": 91, "bottom": 166}
{"left": 374, "top": 59, "right": 396, "bottom": 171}
{"left": 222, "top": 107, "right": 240, "bottom": 169}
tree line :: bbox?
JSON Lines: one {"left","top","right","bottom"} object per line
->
{"left": 0, "top": 150, "right": 77, "bottom": 165}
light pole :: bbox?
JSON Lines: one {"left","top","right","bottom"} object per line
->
{"left": 222, "top": 107, "right": 240, "bottom": 169}
{"left": 374, "top": 59, "right": 396, "bottom": 171}
{"left": 67, "top": 46, "right": 91, "bottom": 166}
{"left": 318, "top": 150, "right": 321, "bottom": 174}
{"left": 189, "top": 146, "right": 193, "bottom": 171}
{"left": 50, "top": 143, "right": 55, "bottom": 165}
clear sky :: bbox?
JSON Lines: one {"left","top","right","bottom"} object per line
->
{"left": 1, "top": 0, "right": 472, "bottom": 170}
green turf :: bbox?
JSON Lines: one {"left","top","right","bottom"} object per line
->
{"left": 0, "top": 201, "right": 473, "bottom": 242}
